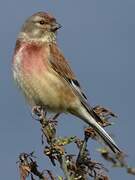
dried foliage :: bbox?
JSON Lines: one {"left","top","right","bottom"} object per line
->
{"left": 17, "top": 152, "right": 47, "bottom": 180}
{"left": 17, "top": 105, "right": 135, "bottom": 179}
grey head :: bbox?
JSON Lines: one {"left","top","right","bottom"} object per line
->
{"left": 18, "top": 12, "right": 62, "bottom": 43}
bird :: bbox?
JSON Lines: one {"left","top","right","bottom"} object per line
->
{"left": 12, "top": 12, "right": 121, "bottom": 153}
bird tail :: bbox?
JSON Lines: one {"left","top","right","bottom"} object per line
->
{"left": 77, "top": 104, "right": 121, "bottom": 153}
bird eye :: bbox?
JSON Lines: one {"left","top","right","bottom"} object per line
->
{"left": 39, "top": 20, "right": 45, "bottom": 25}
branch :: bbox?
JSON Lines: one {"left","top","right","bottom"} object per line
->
{"left": 17, "top": 105, "right": 135, "bottom": 179}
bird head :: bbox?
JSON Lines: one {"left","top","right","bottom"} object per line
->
{"left": 18, "top": 12, "right": 62, "bottom": 43}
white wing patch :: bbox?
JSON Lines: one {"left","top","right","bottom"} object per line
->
{"left": 70, "top": 79, "right": 87, "bottom": 101}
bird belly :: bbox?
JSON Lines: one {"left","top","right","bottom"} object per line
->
{"left": 14, "top": 69, "right": 78, "bottom": 113}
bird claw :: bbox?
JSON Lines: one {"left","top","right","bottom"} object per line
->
{"left": 31, "top": 106, "right": 46, "bottom": 120}
{"left": 31, "top": 106, "right": 60, "bottom": 123}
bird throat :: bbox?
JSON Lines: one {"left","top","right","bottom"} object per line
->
{"left": 18, "top": 31, "right": 57, "bottom": 44}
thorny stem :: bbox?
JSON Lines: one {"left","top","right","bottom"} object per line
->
{"left": 33, "top": 106, "right": 71, "bottom": 179}
{"left": 58, "top": 154, "right": 71, "bottom": 180}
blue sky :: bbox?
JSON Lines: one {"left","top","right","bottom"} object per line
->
{"left": 0, "top": 0, "right": 135, "bottom": 179}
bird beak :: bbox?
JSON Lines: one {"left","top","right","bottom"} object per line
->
{"left": 51, "top": 22, "right": 62, "bottom": 32}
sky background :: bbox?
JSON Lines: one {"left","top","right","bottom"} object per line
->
{"left": 0, "top": 0, "right": 135, "bottom": 179}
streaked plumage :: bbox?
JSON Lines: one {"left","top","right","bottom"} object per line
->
{"left": 12, "top": 12, "right": 121, "bottom": 153}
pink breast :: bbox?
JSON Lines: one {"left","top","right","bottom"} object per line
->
{"left": 14, "top": 42, "right": 48, "bottom": 75}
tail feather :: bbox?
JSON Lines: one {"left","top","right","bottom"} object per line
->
{"left": 91, "top": 120, "right": 120, "bottom": 153}
{"left": 77, "top": 105, "right": 121, "bottom": 153}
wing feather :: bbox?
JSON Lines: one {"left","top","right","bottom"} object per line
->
{"left": 48, "top": 44, "right": 102, "bottom": 123}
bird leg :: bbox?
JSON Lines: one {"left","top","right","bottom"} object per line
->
{"left": 31, "top": 105, "right": 60, "bottom": 122}
{"left": 47, "top": 113, "right": 61, "bottom": 126}
{"left": 50, "top": 113, "right": 60, "bottom": 121}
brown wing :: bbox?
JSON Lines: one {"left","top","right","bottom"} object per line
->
{"left": 48, "top": 44, "right": 88, "bottom": 101}
{"left": 48, "top": 44, "right": 104, "bottom": 124}
{"left": 49, "top": 44, "right": 76, "bottom": 80}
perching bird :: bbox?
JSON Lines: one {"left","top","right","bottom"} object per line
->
{"left": 12, "top": 12, "right": 121, "bottom": 153}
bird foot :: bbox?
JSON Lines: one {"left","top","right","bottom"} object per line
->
{"left": 47, "top": 113, "right": 60, "bottom": 125}
{"left": 31, "top": 106, "right": 46, "bottom": 120}
{"left": 31, "top": 106, "right": 60, "bottom": 123}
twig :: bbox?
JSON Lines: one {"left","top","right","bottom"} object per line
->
{"left": 58, "top": 154, "right": 71, "bottom": 180}
{"left": 76, "top": 134, "right": 89, "bottom": 166}
{"left": 17, "top": 152, "right": 47, "bottom": 180}
{"left": 33, "top": 106, "right": 71, "bottom": 179}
